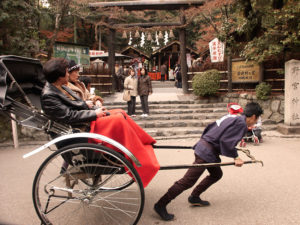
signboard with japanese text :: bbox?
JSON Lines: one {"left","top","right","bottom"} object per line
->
{"left": 89, "top": 50, "right": 105, "bottom": 57}
{"left": 232, "top": 60, "right": 260, "bottom": 83}
{"left": 209, "top": 38, "right": 225, "bottom": 63}
{"left": 54, "top": 42, "right": 90, "bottom": 66}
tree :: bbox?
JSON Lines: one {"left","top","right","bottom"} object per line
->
{"left": 0, "top": 0, "right": 40, "bottom": 57}
{"left": 237, "top": 0, "right": 300, "bottom": 62}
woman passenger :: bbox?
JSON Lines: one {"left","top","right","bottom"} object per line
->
{"left": 67, "top": 60, "right": 103, "bottom": 108}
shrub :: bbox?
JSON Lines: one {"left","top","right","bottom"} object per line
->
{"left": 255, "top": 82, "right": 272, "bottom": 100}
{"left": 192, "top": 69, "right": 221, "bottom": 97}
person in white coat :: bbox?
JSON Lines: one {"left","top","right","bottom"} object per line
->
{"left": 124, "top": 66, "right": 138, "bottom": 117}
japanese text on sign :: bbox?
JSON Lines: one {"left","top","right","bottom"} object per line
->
{"left": 54, "top": 42, "right": 90, "bottom": 66}
{"left": 209, "top": 38, "right": 225, "bottom": 63}
{"left": 232, "top": 61, "right": 260, "bottom": 83}
{"left": 89, "top": 50, "right": 105, "bottom": 56}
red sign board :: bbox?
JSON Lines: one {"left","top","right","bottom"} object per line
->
{"left": 89, "top": 50, "right": 105, "bottom": 56}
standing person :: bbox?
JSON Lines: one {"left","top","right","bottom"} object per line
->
{"left": 124, "top": 66, "right": 138, "bottom": 117}
{"left": 138, "top": 67, "right": 152, "bottom": 117}
{"left": 160, "top": 62, "right": 167, "bottom": 82}
{"left": 154, "top": 102, "right": 263, "bottom": 221}
{"left": 116, "top": 63, "right": 125, "bottom": 92}
{"left": 175, "top": 64, "right": 182, "bottom": 88}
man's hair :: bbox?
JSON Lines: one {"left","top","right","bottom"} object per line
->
{"left": 244, "top": 102, "right": 263, "bottom": 118}
{"left": 79, "top": 76, "right": 92, "bottom": 87}
{"left": 43, "top": 58, "right": 69, "bottom": 83}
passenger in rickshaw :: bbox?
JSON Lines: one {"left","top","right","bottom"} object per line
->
{"left": 66, "top": 60, "right": 103, "bottom": 108}
{"left": 154, "top": 102, "right": 263, "bottom": 221}
{"left": 41, "top": 58, "right": 159, "bottom": 187}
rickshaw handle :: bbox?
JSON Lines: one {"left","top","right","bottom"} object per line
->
{"left": 159, "top": 160, "right": 263, "bottom": 170}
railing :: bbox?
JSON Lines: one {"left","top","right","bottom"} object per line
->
{"left": 81, "top": 74, "right": 113, "bottom": 95}
{"left": 187, "top": 69, "right": 284, "bottom": 92}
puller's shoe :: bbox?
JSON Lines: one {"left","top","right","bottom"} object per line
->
{"left": 154, "top": 203, "right": 174, "bottom": 221}
{"left": 188, "top": 195, "right": 210, "bottom": 206}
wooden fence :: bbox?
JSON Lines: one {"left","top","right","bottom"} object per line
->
{"left": 187, "top": 58, "right": 285, "bottom": 93}
{"left": 81, "top": 65, "right": 113, "bottom": 96}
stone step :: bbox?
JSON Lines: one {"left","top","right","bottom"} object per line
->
{"left": 107, "top": 107, "right": 228, "bottom": 115}
{"left": 145, "top": 127, "right": 205, "bottom": 138}
{"left": 132, "top": 112, "right": 226, "bottom": 121}
{"left": 147, "top": 124, "right": 279, "bottom": 140}
{"left": 135, "top": 119, "right": 215, "bottom": 128}
{"left": 152, "top": 81, "right": 176, "bottom": 88}
{"left": 104, "top": 101, "right": 227, "bottom": 106}
{"left": 107, "top": 103, "right": 228, "bottom": 110}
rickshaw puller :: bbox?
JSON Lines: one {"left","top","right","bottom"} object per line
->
{"left": 154, "top": 102, "right": 263, "bottom": 221}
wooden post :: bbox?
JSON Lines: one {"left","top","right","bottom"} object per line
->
{"left": 227, "top": 54, "right": 232, "bottom": 93}
{"left": 98, "top": 25, "right": 101, "bottom": 50}
{"left": 108, "top": 28, "right": 116, "bottom": 92}
{"left": 179, "top": 10, "right": 188, "bottom": 94}
{"left": 11, "top": 114, "right": 19, "bottom": 149}
{"left": 259, "top": 63, "right": 264, "bottom": 83}
{"left": 158, "top": 54, "right": 161, "bottom": 71}
{"left": 74, "top": 16, "right": 77, "bottom": 44}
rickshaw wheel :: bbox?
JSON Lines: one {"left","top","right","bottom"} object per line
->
{"left": 32, "top": 143, "right": 144, "bottom": 225}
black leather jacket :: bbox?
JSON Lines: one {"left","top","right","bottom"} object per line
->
{"left": 41, "top": 82, "right": 97, "bottom": 126}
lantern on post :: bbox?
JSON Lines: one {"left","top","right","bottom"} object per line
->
{"left": 147, "top": 32, "right": 152, "bottom": 41}
{"left": 135, "top": 30, "right": 140, "bottom": 38}
{"left": 158, "top": 30, "right": 163, "bottom": 39}
{"left": 122, "top": 31, "right": 127, "bottom": 39}
{"left": 169, "top": 29, "right": 175, "bottom": 38}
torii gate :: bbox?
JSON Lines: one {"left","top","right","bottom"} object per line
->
{"left": 89, "top": 0, "right": 206, "bottom": 94}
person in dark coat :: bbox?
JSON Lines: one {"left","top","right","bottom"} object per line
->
{"left": 154, "top": 102, "right": 263, "bottom": 221}
{"left": 138, "top": 67, "right": 152, "bottom": 117}
{"left": 174, "top": 64, "right": 182, "bottom": 88}
{"left": 116, "top": 63, "right": 125, "bottom": 92}
{"left": 160, "top": 63, "right": 167, "bottom": 82}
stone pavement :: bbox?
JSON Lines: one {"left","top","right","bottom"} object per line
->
{"left": 103, "top": 81, "right": 195, "bottom": 103}
{"left": 0, "top": 81, "right": 300, "bottom": 224}
{"left": 1, "top": 137, "right": 300, "bottom": 225}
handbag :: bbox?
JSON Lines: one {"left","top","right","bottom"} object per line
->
{"left": 123, "top": 90, "right": 131, "bottom": 101}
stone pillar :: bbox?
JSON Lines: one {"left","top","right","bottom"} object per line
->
{"left": 278, "top": 59, "right": 300, "bottom": 134}
{"left": 284, "top": 59, "right": 300, "bottom": 126}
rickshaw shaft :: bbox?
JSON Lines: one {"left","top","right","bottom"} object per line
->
{"left": 159, "top": 160, "right": 263, "bottom": 170}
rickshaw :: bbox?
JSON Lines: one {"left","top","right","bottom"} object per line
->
{"left": 0, "top": 55, "right": 263, "bottom": 225}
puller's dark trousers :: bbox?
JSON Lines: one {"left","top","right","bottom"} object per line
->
{"left": 157, "top": 154, "right": 223, "bottom": 206}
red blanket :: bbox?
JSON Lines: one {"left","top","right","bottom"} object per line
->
{"left": 89, "top": 109, "right": 160, "bottom": 187}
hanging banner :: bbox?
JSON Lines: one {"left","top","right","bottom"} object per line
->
{"left": 209, "top": 38, "right": 225, "bottom": 63}
{"left": 186, "top": 53, "right": 192, "bottom": 67}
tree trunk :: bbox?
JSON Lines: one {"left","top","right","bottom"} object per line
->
{"left": 179, "top": 9, "right": 188, "bottom": 94}
{"left": 108, "top": 28, "right": 116, "bottom": 92}
{"left": 227, "top": 54, "right": 232, "bottom": 93}
{"left": 47, "top": 13, "right": 61, "bottom": 60}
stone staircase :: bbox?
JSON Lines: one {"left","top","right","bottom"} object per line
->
{"left": 105, "top": 100, "right": 278, "bottom": 140}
